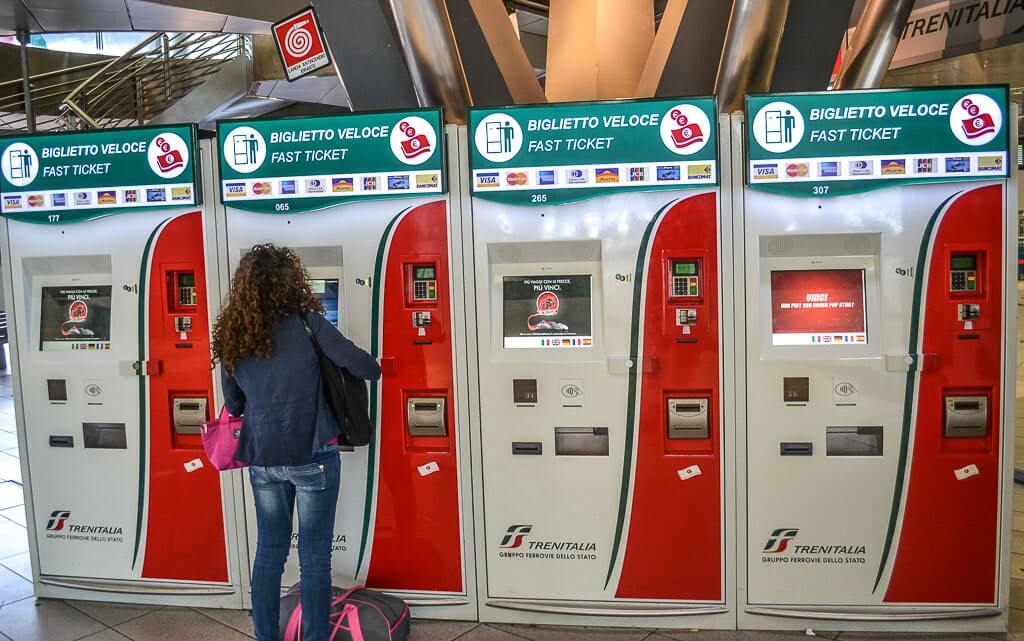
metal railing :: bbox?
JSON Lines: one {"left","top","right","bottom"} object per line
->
{"left": 0, "top": 31, "right": 244, "bottom": 133}
{"left": 59, "top": 32, "right": 245, "bottom": 130}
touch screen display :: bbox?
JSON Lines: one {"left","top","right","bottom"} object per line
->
{"left": 770, "top": 269, "right": 866, "bottom": 346}
{"left": 40, "top": 286, "right": 112, "bottom": 351}
{"left": 309, "top": 279, "right": 340, "bottom": 328}
{"left": 503, "top": 275, "right": 593, "bottom": 349}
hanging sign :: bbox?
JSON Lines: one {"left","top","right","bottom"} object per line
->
{"left": 0, "top": 124, "right": 200, "bottom": 224}
{"left": 272, "top": 6, "right": 332, "bottom": 82}
{"left": 469, "top": 97, "right": 719, "bottom": 206}
{"left": 745, "top": 85, "right": 1010, "bottom": 197}
{"left": 216, "top": 109, "right": 444, "bottom": 213}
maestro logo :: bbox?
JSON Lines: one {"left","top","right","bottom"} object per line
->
{"left": 47, "top": 510, "right": 71, "bottom": 531}
{"left": 2, "top": 142, "right": 39, "bottom": 188}
{"left": 147, "top": 132, "right": 189, "bottom": 179}
{"left": 224, "top": 126, "right": 267, "bottom": 173}
{"left": 499, "top": 524, "right": 532, "bottom": 549}
{"left": 390, "top": 116, "right": 437, "bottom": 165}
{"left": 949, "top": 93, "right": 1003, "bottom": 146}
{"left": 762, "top": 528, "right": 799, "bottom": 553}
{"left": 752, "top": 101, "right": 805, "bottom": 154}
{"left": 660, "top": 104, "right": 711, "bottom": 155}
{"left": 475, "top": 113, "right": 522, "bottom": 163}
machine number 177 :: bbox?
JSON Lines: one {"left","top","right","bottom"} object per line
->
{"left": 47, "top": 214, "right": 60, "bottom": 223}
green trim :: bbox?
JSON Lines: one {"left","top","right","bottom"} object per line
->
{"left": 473, "top": 183, "right": 716, "bottom": 207}
{"left": 355, "top": 206, "right": 411, "bottom": 575}
{"left": 747, "top": 176, "right": 1006, "bottom": 199}
{"left": 1, "top": 203, "right": 199, "bottom": 225}
{"left": 604, "top": 199, "right": 676, "bottom": 589}
{"left": 224, "top": 193, "right": 443, "bottom": 215}
{"left": 872, "top": 191, "right": 961, "bottom": 593}
{"left": 131, "top": 218, "right": 170, "bottom": 569}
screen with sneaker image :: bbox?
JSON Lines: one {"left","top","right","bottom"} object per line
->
{"left": 503, "top": 275, "right": 593, "bottom": 349}
{"left": 39, "top": 286, "right": 112, "bottom": 351}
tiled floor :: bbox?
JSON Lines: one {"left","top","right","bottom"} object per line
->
{"left": 2, "top": 296, "right": 1024, "bottom": 641}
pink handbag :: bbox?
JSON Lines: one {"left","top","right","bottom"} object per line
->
{"left": 200, "top": 406, "right": 247, "bottom": 471}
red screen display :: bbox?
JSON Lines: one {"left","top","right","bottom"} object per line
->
{"left": 770, "top": 269, "right": 867, "bottom": 346}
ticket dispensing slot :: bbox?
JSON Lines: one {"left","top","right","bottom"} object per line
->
{"left": 555, "top": 427, "right": 609, "bottom": 456}
{"left": 83, "top": 423, "right": 127, "bottom": 449}
{"left": 944, "top": 395, "right": 988, "bottom": 438}
{"left": 407, "top": 397, "right": 447, "bottom": 437}
{"left": 173, "top": 397, "right": 208, "bottom": 435}
{"left": 667, "top": 398, "right": 709, "bottom": 439}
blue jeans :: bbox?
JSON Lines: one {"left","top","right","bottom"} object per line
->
{"left": 249, "top": 450, "right": 340, "bottom": 641}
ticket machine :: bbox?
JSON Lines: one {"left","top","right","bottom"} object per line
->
{"left": 212, "top": 110, "right": 476, "bottom": 619}
{"left": 463, "top": 98, "right": 734, "bottom": 627}
{"left": 734, "top": 86, "right": 1015, "bottom": 633}
{"left": 0, "top": 126, "right": 245, "bottom": 607}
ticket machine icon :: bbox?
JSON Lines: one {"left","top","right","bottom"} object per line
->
{"left": 7, "top": 147, "right": 33, "bottom": 180}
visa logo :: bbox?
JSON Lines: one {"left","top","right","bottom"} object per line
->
{"left": 477, "top": 172, "right": 499, "bottom": 188}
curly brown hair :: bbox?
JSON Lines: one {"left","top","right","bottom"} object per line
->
{"left": 212, "top": 244, "right": 324, "bottom": 373}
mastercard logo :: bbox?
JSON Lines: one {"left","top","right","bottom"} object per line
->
{"left": 252, "top": 182, "right": 272, "bottom": 195}
{"left": 27, "top": 194, "right": 44, "bottom": 207}
{"left": 506, "top": 172, "right": 528, "bottom": 186}
{"left": 786, "top": 163, "right": 808, "bottom": 178}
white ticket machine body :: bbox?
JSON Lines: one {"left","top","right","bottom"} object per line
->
{"left": 0, "top": 127, "right": 245, "bottom": 607}
{"left": 464, "top": 98, "right": 735, "bottom": 628}
{"left": 735, "top": 86, "right": 1016, "bottom": 633}
{"left": 212, "top": 111, "right": 476, "bottom": 619}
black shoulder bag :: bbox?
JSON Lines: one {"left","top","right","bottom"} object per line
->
{"left": 300, "top": 313, "right": 373, "bottom": 447}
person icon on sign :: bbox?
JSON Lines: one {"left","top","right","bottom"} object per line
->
{"left": 781, "top": 110, "right": 796, "bottom": 143}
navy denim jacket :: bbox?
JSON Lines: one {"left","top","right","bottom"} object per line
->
{"left": 221, "top": 312, "right": 381, "bottom": 467}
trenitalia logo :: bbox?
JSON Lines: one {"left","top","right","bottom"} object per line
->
{"left": 763, "top": 528, "right": 799, "bottom": 553}
{"left": 47, "top": 510, "right": 71, "bottom": 531}
{"left": 499, "top": 524, "right": 532, "bottom": 549}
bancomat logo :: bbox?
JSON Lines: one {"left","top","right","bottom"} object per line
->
{"left": 46, "top": 510, "right": 71, "bottom": 531}
{"left": 499, "top": 524, "right": 532, "bottom": 549}
{"left": 762, "top": 528, "right": 799, "bottom": 554}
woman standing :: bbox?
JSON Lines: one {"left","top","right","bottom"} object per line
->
{"left": 212, "top": 244, "right": 380, "bottom": 641}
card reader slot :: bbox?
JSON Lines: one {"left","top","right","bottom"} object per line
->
{"left": 780, "top": 441, "right": 813, "bottom": 456}
{"left": 49, "top": 435, "right": 74, "bottom": 448}
{"left": 512, "top": 441, "right": 543, "bottom": 456}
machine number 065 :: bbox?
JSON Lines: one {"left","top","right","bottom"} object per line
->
{"left": 275, "top": 202, "right": 290, "bottom": 212}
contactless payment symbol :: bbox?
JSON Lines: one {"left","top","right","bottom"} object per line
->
{"left": 390, "top": 116, "right": 436, "bottom": 165}
{"left": 949, "top": 93, "right": 1002, "bottom": 146}
{"left": 660, "top": 104, "right": 710, "bottom": 155}
{"left": 224, "top": 126, "right": 266, "bottom": 173}
{"left": 475, "top": 113, "right": 522, "bottom": 163}
{"left": 752, "top": 101, "right": 804, "bottom": 153}
{"left": 147, "top": 132, "right": 189, "bottom": 179}
{"left": 2, "top": 142, "right": 39, "bottom": 188}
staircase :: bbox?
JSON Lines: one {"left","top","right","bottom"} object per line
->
{"left": 0, "top": 31, "right": 246, "bottom": 132}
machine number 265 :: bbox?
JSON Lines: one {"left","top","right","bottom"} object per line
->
{"left": 530, "top": 193, "right": 548, "bottom": 203}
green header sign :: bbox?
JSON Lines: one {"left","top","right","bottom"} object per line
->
{"left": 216, "top": 109, "right": 445, "bottom": 213}
{"left": 745, "top": 85, "right": 1010, "bottom": 197}
{"left": 0, "top": 124, "right": 200, "bottom": 224}
{"left": 468, "top": 97, "right": 719, "bottom": 205}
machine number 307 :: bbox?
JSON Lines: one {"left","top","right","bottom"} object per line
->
{"left": 811, "top": 185, "right": 830, "bottom": 196}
